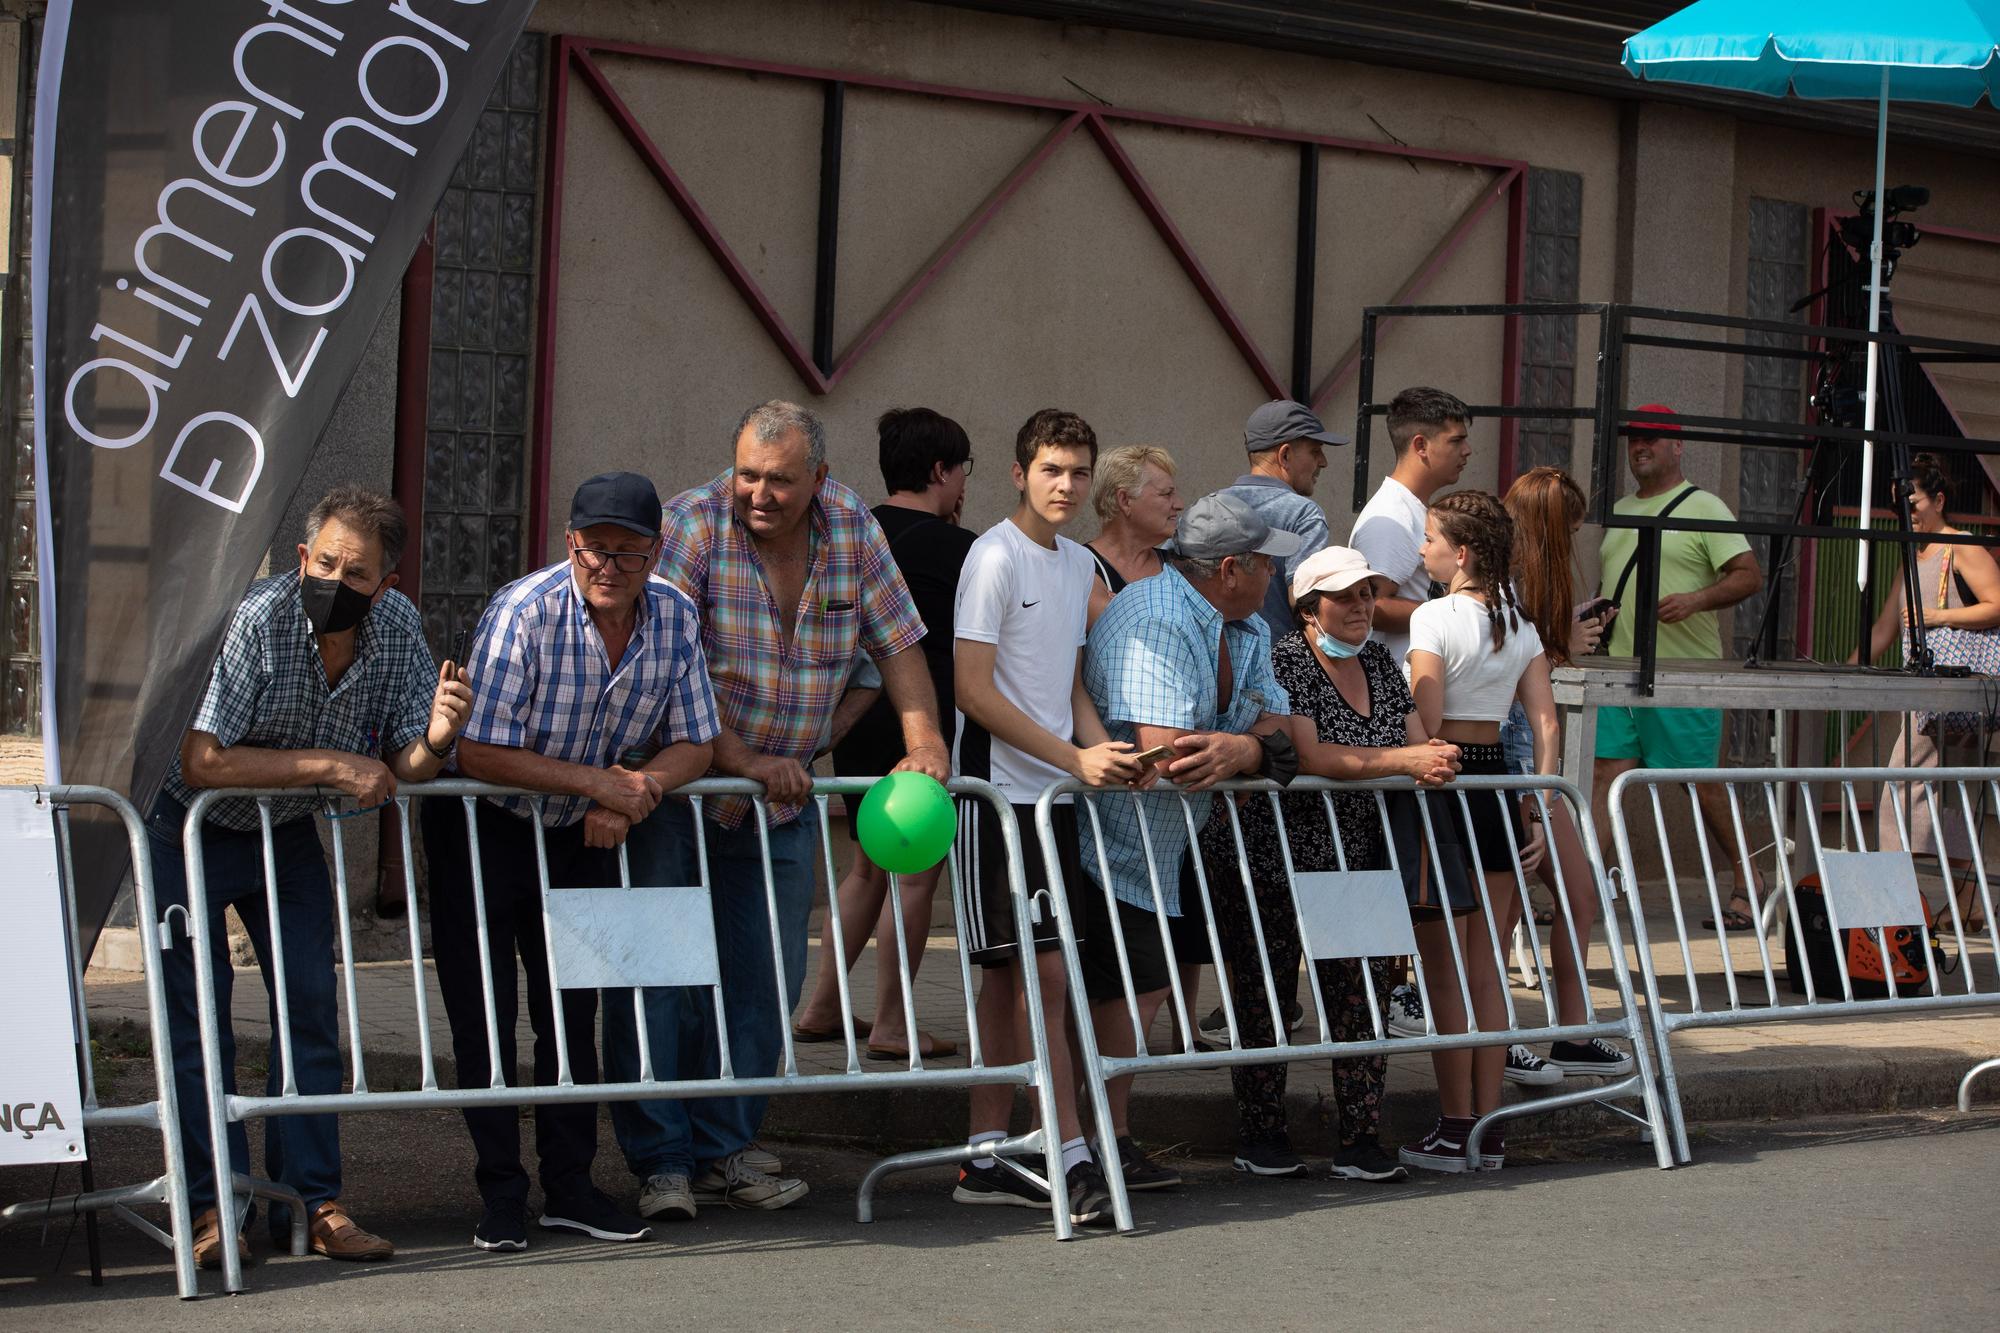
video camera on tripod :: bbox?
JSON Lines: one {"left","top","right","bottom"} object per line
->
{"left": 1834, "top": 185, "right": 1929, "bottom": 276}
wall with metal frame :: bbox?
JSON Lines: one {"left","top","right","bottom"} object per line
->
{"left": 512, "top": 0, "right": 1642, "bottom": 559}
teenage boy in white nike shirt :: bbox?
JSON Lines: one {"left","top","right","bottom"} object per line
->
{"left": 952, "top": 408, "right": 1151, "bottom": 1227}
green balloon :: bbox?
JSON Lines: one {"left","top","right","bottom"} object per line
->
{"left": 855, "top": 771, "right": 957, "bottom": 874}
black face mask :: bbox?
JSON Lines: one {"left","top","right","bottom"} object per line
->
{"left": 300, "top": 573, "right": 378, "bottom": 635}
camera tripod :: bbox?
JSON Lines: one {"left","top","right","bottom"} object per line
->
{"left": 1749, "top": 196, "right": 1939, "bottom": 674}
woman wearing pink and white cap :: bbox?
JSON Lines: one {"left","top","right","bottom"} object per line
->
{"left": 1187, "top": 545, "right": 1458, "bottom": 1182}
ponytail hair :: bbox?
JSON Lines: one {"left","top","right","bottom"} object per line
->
{"left": 1503, "top": 467, "right": 1584, "bottom": 666}
{"left": 1429, "top": 489, "right": 1520, "bottom": 652}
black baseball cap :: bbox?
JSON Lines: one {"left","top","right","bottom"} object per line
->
{"left": 1245, "top": 399, "right": 1349, "bottom": 453}
{"left": 570, "top": 471, "right": 662, "bottom": 537}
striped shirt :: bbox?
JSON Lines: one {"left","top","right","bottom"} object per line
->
{"left": 461, "top": 561, "right": 721, "bottom": 827}
{"left": 658, "top": 471, "right": 926, "bottom": 828}
{"left": 165, "top": 575, "right": 436, "bottom": 832}
{"left": 1081, "top": 565, "right": 1290, "bottom": 914}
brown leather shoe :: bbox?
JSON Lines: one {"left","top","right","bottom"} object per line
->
{"left": 191, "top": 1207, "right": 251, "bottom": 1271}
{"left": 309, "top": 1201, "right": 395, "bottom": 1261}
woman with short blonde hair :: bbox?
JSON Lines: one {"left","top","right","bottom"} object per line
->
{"left": 1085, "top": 445, "right": 1184, "bottom": 625}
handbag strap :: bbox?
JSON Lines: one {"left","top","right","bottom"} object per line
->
{"left": 1609, "top": 485, "right": 1700, "bottom": 609}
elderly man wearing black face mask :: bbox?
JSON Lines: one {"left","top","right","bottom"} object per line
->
{"left": 149, "top": 486, "right": 471, "bottom": 1270}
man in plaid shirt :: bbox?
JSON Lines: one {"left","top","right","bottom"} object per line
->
{"left": 429, "top": 471, "right": 720, "bottom": 1253}
{"left": 606, "top": 400, "right": 949, "bottom": 1218}
{"left": 151, "top": 487, "right": 473, "bottom": 1269}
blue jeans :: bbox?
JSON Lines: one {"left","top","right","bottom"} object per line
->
{"left": 149, "top": 795, "right": 342, "bottom": 1231}
{"left": 603, "top": 800, "right": 817, "bottom": 1178}
{"left": 1501, "top": 699, "right": 1535, "bottom": 776}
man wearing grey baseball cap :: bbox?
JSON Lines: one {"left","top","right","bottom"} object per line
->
{"left": 1223, "top": 399, "right": 1347, "bottom": 642}
{"left": 1077, "top": 490, "right": 1303, "bottom": 1150}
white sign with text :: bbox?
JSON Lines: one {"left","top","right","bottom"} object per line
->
{"left": 0, "top": 792, "right": 85, "bottom": 1164}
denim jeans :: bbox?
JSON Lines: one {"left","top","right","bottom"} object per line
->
{"left": 149, "top": 795, "right": 342, "bottom": 1232}
{"left": 603, "top": 799, "right": 817, "bottom": 1179}
{"left": 1501, "top": 699, "right": 1535, "bottom": 776}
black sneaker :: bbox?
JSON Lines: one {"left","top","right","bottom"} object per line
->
{"left": 1066, "top": 1161, "right": 1116, "bottom": 1227}
{"left": 1232, "top": 1140, "right": 1309, "bottom": 1178}
{"left": 472, "top": 1197, "right": 528, "bottom": 1252}
{"left": 538, "top": 1189, "right": 653, "bottom": 1242}
{"left": 1116, "top": 1136, "right": 1182, "bottom": 1191}
{"left": 1503, "top": 1044, "right": 1563, "bottom": 1086}
{"left": 1197, "top": 1006, "right": 1231, "bottom": 1044}
{"left": 1329, "top": 1135, "right": 1409, "bottom": 1182}
{"left": 1546, "top": 1038, "right": 1634, "bottom": 1076}
{"left": 952, "top": 1160, "right": 1049, "bottom": 1209}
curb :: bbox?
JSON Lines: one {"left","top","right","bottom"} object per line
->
{"left": 165, "top": 1028, "right": 1998, "bottom": 1156}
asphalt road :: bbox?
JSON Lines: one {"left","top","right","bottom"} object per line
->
{"left": 5, "top": 1105, "right": 1998, "bottom": 1331}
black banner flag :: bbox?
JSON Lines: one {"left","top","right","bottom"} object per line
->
{"left": 33, "top": 0, "right": 537, "bottom": 944}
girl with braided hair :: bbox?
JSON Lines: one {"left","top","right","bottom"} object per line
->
{"left": 1399, "top": 489, "right": 1559, "bottom": 1172}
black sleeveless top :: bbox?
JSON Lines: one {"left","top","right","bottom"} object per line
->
{"left": 1086, "top": 542, "right": 1129, "bottom": 594}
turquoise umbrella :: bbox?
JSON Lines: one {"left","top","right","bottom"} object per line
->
{"left": 1623, "top": 2, "right": 2000, "bottom": 587}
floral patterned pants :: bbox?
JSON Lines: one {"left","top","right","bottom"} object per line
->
{"left": 1195, "top": 806, "right": 1398, "bottom": 1148}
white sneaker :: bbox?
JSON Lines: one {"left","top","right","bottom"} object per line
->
{"left": 739, "top": 1142, "right": 783, "bottom": 1176}
{"left": 1502, "top": 1044, "right": 1563, "bottom": 1086}
{"left": 637, "top": 1172, "right": 695, "bottom": 1221}
{"left": 1385, "top": 984, "right": 1426, "bottom": 1038}
{"left": 692, "top": 1152, "right": 810, "bottom": 1210}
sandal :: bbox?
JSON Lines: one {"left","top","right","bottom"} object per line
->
{"left": 865, "top": 1033, "right": 960, "bottom": 1061}
{"left": 1533, "top": 906, "right": 1556, "bottom": 927}
{"left": 791, "top": 1017, "right": 873, "bottom": 1044}
{"left": 1701, "top": 895, "right": 1756, "bottom": 932}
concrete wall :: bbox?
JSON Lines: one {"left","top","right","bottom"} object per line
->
{"left": 529, "top": 0, "right": 1624, "bottom": 550}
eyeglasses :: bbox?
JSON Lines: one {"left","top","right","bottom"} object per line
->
{"left": 571, "top": 544, "right": 653, "bottom": 574}
{"left": 959, "top": 456, "right": 975, "bottom": 478}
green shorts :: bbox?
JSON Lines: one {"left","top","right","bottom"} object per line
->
{"left": 1594, "top": 706, "right": 1723, "bottom": 769}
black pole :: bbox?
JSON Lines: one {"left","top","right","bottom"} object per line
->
{"left": 1635, "top": 527, "right": 1661, "bottom": 696}
{"left": 1353, "top": 310, "right": 1377, "bottom": 511}
{"left": 812, "top": 81, "right": 844, "bottom": 377}
{"left": 1881, "top": 297, "right": 1932, "bottom": 672}
{"left": 1291, "top": 143, "right": 1318, "bottom": 403}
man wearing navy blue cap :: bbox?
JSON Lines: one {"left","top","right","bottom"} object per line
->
{"left": 426, "top": 470, "right": 722, "bottom": 1253}
{"left": 1223, "top": 399, "right": 1346, "bottom": 640}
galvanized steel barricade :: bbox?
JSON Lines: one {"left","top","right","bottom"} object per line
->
{"left": 0, "top": 787, "right": 199, "bottom": 1299}
{"left": 184, "top": 775, "right": 1077, "bottom": 1294}
{"left": 1041, "top": 773, "right": 1673, "bottom": 1228}
{"left": 1609, "top": 766, "right": 2000, "bottom": 1161}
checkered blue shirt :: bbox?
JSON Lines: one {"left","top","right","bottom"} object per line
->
{"left": 461, "top": 561, "right": 721, "bottom": 827}
{"left": 1080, "top": 565, "right": 1290, "bottom": 914}
{"left": 165, "top": 575, "right": 437, "bottom": 831}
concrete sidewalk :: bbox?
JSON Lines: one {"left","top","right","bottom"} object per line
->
{"left": 81, "top": 903, "right": 2000, "bottom": 1155}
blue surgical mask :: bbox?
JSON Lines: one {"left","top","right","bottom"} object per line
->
{"left": 1314, "top": 630, "right": 1363, "bottom": 660}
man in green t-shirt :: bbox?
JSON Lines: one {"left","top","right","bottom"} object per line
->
{"left": 1594, "top": 405, "right": 1763, "bottom": 927}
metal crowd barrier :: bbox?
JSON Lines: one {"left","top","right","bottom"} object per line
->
{"left": 0, "top": 786, "right": 198, "bottom": 1299}
{"left": 1041, "top": 773, "right": 1674, "bottom": 1228}
{"left": 184, "top": 776, "right": 1076, "bottom": 1294}
{"left": 1608, "top": 766, "right": 2000, "bottom": 1162}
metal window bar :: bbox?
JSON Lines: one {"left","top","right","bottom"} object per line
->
{"left": 178, "top": 776, "right": 1081, "bottom": 1295}
{"left": 0, "top": 787, "right": 200, "bottom": 1299}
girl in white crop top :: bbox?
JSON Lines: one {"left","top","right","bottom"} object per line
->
{"left": 1406, "top": 491, "right": 1557, "bottom": 760}
{"left": 1397, "top": 490, "right": 1560, "bottom": 1173}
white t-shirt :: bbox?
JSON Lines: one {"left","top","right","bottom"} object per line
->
{"left": 953, "top": 518, "right": 1095, "bottom": 799}
{"left": 1349, "top": 476, "right": 1430, "bottom": 664}
{"left": 1407, "top": 593, "right": 1546, "bottom": 722}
